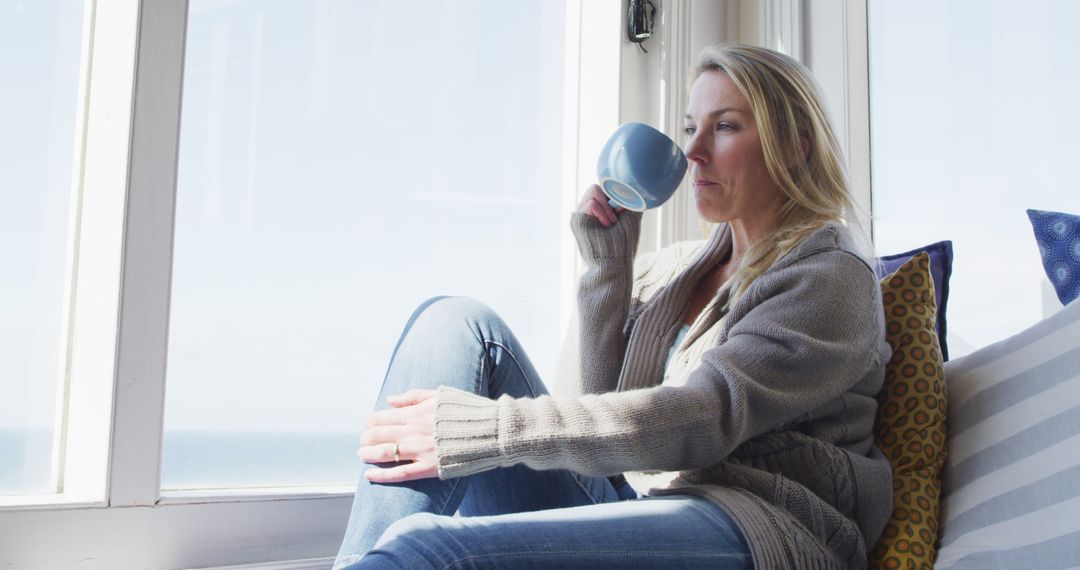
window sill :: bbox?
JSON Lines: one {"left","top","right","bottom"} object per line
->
{"left": 0, "top": 493, "right": 105, "bottom": 511}
{"left": 158, "top": 484, "right": 354, "bottom": 505}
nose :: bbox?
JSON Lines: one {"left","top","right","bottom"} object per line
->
{"left": 684, "top": 132, "right": 709, "bottom": 166}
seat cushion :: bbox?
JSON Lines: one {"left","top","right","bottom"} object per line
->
{"left": 934, "top": 298, "right": 1080, "bottom": 568}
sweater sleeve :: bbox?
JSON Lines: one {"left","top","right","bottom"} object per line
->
{"left": 567, "top": 211, "right": 642, "bottom": 395}
{"left": 435, "top": 249, "right": 886, "bottom": 479}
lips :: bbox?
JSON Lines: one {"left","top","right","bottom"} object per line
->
{"left": 693, "top": 179, "right": 718, "bottom": 186}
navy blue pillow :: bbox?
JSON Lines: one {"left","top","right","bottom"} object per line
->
{"left": 1027, "top": 209, "right": 1080, "bottom": 306}
{"left": 877, "top": 241, "right": 954, "bottom": 361}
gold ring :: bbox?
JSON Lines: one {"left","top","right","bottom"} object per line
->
{"left": 393, "top": 442, "right": 400, "bottom": 463}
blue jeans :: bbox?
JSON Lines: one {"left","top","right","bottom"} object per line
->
{"left": 333, "top": 297, "right": 752, "bottom": 569}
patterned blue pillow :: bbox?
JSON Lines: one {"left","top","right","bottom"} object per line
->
{"left": 1027, "top": 209, "right": 1080, "bottom": 306}
{"left": 877, "top": 241, "right": 954, "bottom": 361}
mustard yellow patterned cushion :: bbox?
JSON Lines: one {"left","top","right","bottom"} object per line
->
{"left": 870, "top": 252, "right": 948, "bottom": 570}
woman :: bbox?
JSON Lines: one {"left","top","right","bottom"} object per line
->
{"left": 334, "top": 44, "right": 892, "bottom": 569}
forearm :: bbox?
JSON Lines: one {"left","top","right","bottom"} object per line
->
{"left": 569, "top": 211, "right": 641, "bottom": 394}
{"left": 434, "top": 382, "right": 734, "bottom": 479}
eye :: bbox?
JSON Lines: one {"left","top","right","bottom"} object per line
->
{"left": 716, "top": 122, "right": 736, "bottom": 132}
{"left": 684, "top": 125, "right": 696, "bottom": 135}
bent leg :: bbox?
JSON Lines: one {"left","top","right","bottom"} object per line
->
{"left": 352, "top": 495, "right": 753, "bottom": 570}
{"left": 334, "top": 297, "right": 623, "bottom": 568}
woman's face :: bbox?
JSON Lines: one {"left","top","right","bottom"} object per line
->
{"left": 684, "top": 71, "right": 786, "bottom": 228}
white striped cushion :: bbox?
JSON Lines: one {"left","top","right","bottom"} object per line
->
{"left": 935, "top": 299, "right": 1080, "bottom": 569}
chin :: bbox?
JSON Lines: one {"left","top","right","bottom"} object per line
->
{"left": 695, "top": 204, "right": 733, "bottom": 225}
{"left": 694, "top": 191, "right": 733, "bottom": 224}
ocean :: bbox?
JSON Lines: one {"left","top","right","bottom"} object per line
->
{"left": 0, "top": 428, "right": 363, "bottom": 495}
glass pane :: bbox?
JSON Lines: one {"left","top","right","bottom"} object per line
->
{"left": 164, "top": 0, "right": 567, "bottom": 489}
{"left": 869, "top": 0, "right": 1080, "bottom": 357}
{"left": 0, "top": 0, "right": 85, "bottom": 495}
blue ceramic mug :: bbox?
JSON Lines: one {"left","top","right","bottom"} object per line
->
{"left": 596, "top": 122, "right": 688, "bottom": 211}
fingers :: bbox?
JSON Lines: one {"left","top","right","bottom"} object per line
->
{"left": 357, "top": 441, "right": 410, "bottom": 464}
{"left": 367, "top": 391, "right": 437, "bottom": 428}
{"left": 358, "top": 437, "right": 440, "bottom": 483}
{"left": 576, "top": 184, "right": 623, "bottom": 227}
{"left": 591, "top": 194, "right": 618, "bottom": 227}
{"left": 386, "top": 389, "right": 437, "bottom": 408}
{"left": 359, "top": 424, "right": 411, "bottom": 446}
{"left": 357, "top": 390, "right": 441, "bottom": 483}
{"left": 365, "top": 460, "right": 440, "bottom": 483}
{"left": 357, "top": 438, "right": 435, "bottom": 463}
{"left": 356, "top": 441, "right": 397, "bottom": 464}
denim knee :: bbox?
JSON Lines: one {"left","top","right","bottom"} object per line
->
{"left": 377, "top": 511, "right": 445, "bottom": 545}
{"left": 411, "top": 296, "right": 507, "bottom": 342}
{"left": 368, "top": 512, "right": 455, "bottom": 568}
{"left": 416, "top": 296, "right": 498, "bottom": 327}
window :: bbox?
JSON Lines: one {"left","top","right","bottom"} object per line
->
{"left": 164, "top": 0, "right": 569, "bottom": 490}
{"left": 869, "top": 0, "right": 1080, "bottom": 356}
{"left": 0, "top": 0, "right": 626, "bottom": 566}
{"left": 0, "top": 0, "right": 86, "bottom": 496}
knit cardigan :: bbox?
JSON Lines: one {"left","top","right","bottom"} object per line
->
{"left": 433, "top": 211, "right": 894, "bottom": 569}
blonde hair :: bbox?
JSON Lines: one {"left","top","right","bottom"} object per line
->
{"left": 691, "top": 44, "right": 871, "bottom": 305}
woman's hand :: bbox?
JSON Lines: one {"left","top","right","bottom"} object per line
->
{"left": 357, "top": 389, "right": 440, "bottom": 483}
{"left": 577, "top": 184, "right": 625, "bottom": 228}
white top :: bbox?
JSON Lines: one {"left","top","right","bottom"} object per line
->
{"left": 663, "top": 323, "right": 692, "bottom": 379}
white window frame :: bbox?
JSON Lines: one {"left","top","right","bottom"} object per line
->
{"left": 0, "top": 1, "right": 872, "bottom": 567}
{"left": 803, "top": 0, "right": 873, "bottom": 235}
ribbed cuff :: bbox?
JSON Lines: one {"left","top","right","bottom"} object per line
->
{"left": 434, "top": 386, "right": 502, "bottom": 479}
{"left": 570, "top": 211, "right": 642, "bottom": 262}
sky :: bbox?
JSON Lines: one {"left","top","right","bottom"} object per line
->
{"left": 0, "top": 0, "right": 84, "bottom": 432}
